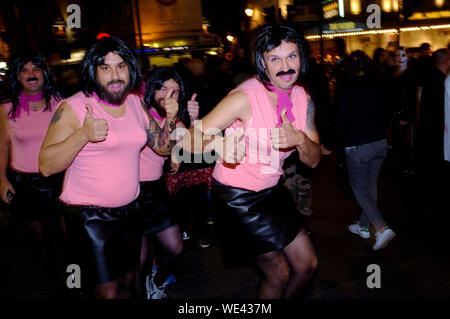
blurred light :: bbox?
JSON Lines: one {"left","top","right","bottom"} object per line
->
{"left": 409, "top": 11, "right": 450, "bottom": 20}
{"left": 97, "top": 33, "right": 111, "bottom": 39}
{"left": 435, "top": 0, "right": 445, "bottom": 8}
{"left": 350, "top": 0, "right": 361, "bottom": 15}
{"left": 338, "top": 0, "right": 345, "bottom": 17}
{"left": 0, "top": 62, "right": 7, "bottom": 69}
{"left": 206, "top": 51, "right": 218, "bottom": 55}
{"left": 382, "top": 0, "right": 392, "bottom": 12}
{"left": 226, "top": 35, "right": 234, "bottom": 42}
{"left": 393, "top": 0, "right": 399, "bottom": 12}
{"left": 245, "top": 8, "right": 254, "bottom": 17}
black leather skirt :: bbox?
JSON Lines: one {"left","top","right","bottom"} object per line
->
{"left": 61, "top": 200, "right": 142, "bottom": 285}
{"left": 212, "top": 179, "right": 305, "bottom": 266}
{"left": 138, "top": 179, "right": 174, "bottom": 236}
{"left": 7, "top": 169, "right": 63, "bottom": 221}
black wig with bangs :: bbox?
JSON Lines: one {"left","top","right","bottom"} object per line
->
{"left": 254, "top": 24, "right": 309, "bottom": 88}
{"left": 7, "top": 52, "right": 62, "bottom": 120}
{"left": 144, "top": 67, "right": 190, "bottom": 127}
{"left": 80, "top": 36, "right": 141, "bottom": 97}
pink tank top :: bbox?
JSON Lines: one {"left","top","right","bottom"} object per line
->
{"left": 60, "top": 92, "right": 149, "bottom": 207}
{"left": 212, "top": 78, "right": 308, "bottom": 192}
{"left": 139, "top": 110, "right": 167, "bottom": 182}
{"left": 5, "top": 97, "right": 59, "bottom": 173}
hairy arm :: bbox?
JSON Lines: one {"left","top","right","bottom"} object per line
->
{"left": 39, "top": 102, "right": 88, "bottom": 176}
{"left": 296, "top": 95, "right": 321, "bottom": 168}
{"left": 180, "top": 90, "right": 249, "bottom": 155}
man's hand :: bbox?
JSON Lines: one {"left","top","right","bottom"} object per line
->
{"left": 164, "top": 88, "right": 179, "bottom": 119}
{"left": 271, "top": 109, "right": 303, "bottom": 149}
{"left": 0, "top": 178, "right": 15, "bottom": 204}
{"left": 187, "top": 93, "right": 200, "bottom": 122}
{"left": 169, "top": 160, "right": 181, "bottom": 175}
{"left": 81, "top": 104, "right": 108, "bottom": 142}
{"left": 320, "top": 145, "right": 332, "bottom": 155}
{"left": 211, "top": 128, "right": 245, "bottom": 164}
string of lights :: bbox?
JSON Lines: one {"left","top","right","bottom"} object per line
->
{"left": 306, "top": 23, "right": 450, "bottom": 39}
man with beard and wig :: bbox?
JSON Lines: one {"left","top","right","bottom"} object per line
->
{"left": 39, "top": 36, "right": 178, "bottom": 299}
{"left": 136, "top": 67, "right": 191, "bottom": 299}
{"left": 0, "top": 52, "right": 65, "bottom": 293}
{"left": 179, "top": 24, "right": 320, "bottom": 299}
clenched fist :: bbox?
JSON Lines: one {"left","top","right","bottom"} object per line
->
{"left": 82, "top": 104, "right": 109, "bottom": 142}
{"left": 214, "top": 128, "right": 246, "bottom": 164}
{"left": 163, "top": 88, "right": 179, "bottom": 120}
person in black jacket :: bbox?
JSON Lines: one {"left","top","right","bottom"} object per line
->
{"left": 335, "top": 50, "right": 396, "bottom": 251}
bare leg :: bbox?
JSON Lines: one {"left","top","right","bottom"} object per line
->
{"left": 283, "top": 230, "right": 318, "bottom": 299}
{"left": 95, "top": 280, "right": 119, "bottom": 299}
{"left": 28, "top": 221, "right": 45, "bottom": 241}
{"left": 118, "top": 271, "right": 136, "bottom": 299}
{"left": 254, "top": 250, "right": 290, "bottom": 299}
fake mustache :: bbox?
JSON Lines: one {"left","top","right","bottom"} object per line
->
{"left": 26, "top": 77, "right": 39, "bottom": 82}
{"left": 276, "top": 69, "right": 296, "bottom": 77}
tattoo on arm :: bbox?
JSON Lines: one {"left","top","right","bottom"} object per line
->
{"left": 158, "top": 119, "right": 176, "bottom": 151}
{"left": 146, "top": 117, "right": 176, "bottom": 152}
{"left": 50, "top": 107, "right": 64, "bottom": 125}
{"left": 146, "top": 118, "right": 160, "bottom": 149}
{"left": 306, "top": 97, "right": 317, "bottom": 132}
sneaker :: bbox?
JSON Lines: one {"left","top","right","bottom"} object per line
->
{"left": 148, "top": 274, "right": 176, "bottom": 299}
{"left": 145, "top": 262, "right": 159, "bottom": 299}
{"left": 373, "top": 227, "right": 396, "bottom": 251}
{"left": 348, "top": 222, "right": 371, "bottom": 239}
{"left": 182, "top": 232, "right": 190, "bottom": 240}
{"left": 198, "top": 237, "right": 211, "bottom": 248}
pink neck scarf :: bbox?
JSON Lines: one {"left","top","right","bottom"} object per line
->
{"left": 266, "top": 82, "right": 295, "bottom": 127}
{"left": 149, "top": 108, "right": 164, "bottom": 120}
{"left": 11, "top": 91, "right": 43, "bottom": 119}
{"left": 93, "top": 91, "right": 123, "bottom": 107}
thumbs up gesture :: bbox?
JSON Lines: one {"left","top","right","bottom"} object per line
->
{"left": 271, "top": 109, "right": 303, "bottom": 149}
{"left": 163, "top": 88, "right": 179, "bottom": 120}
{"left": 187, "top": 93, "right": 199, "bottom": 122}
{"left": 214, "top": 128, "right": 246, "bottom": 164}
{"left": 82, "top": 104, "right": 109, "bottom": 142}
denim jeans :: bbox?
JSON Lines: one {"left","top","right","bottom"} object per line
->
{"left": 345, "top": 139, "right": 388, "bottom": 231}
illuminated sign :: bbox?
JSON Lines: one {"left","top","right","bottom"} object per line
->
{"left": 409, "top": 10, "right": 450, "bottom": 20}
{"left": 324, "top": 1, "right": 339, "bottom": 19}
{"left": 329, "top": 22, "right": 356, "bottom": 31}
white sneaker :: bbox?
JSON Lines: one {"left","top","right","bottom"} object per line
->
{"left": 373, "top": 228, "right": 396, "bottom": 251}
{"left": 349, "top": 223, "right": 371, "bottom": 239}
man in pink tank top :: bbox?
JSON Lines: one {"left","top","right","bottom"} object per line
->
{"left": 0, "top": 52, "right": 65, "bottom": 294}
{"left": 39, "top": 36, "right": 178, "bottom": 299}
{"left": 179, "top": 24, "right": 321, "bottom": 299}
